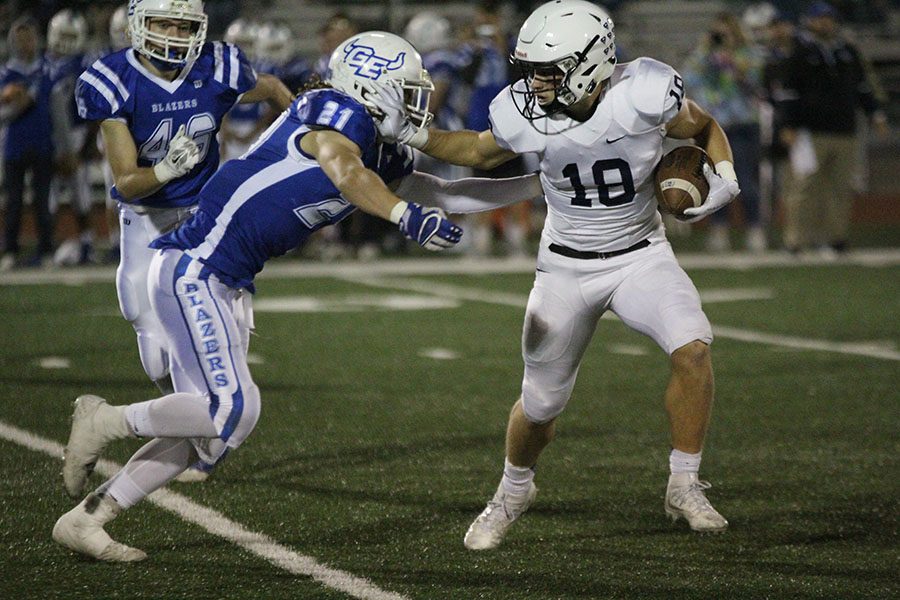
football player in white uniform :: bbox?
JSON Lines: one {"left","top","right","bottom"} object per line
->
{"left": 377, "top": 0, "right": 741, "bottom": 549}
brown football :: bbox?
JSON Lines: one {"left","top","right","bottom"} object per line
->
{"left": 653, "top": 146, "right": 711, "bottom": 217}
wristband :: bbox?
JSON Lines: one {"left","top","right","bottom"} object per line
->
{"left": 153, "top": 161, "right": 176, "bottom": 184}
{"left": 406, "top": 126, "right": 429, "bottom": 150}
{"left": 389, "top": 200, "right": 409, "bottom": 224}
{"left": 714, "top": 161, "right": 737, "bottom": 182}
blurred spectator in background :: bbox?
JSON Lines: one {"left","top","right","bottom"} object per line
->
{"left": 46, "top": 9, "right": 96, "bottom": 266}
{"left": 0, "top": 16, "right": 54, "bottom": 270}
{"left": 744, "top": 4, "right": 795, "bottom": 227}
{"left": 683, "top": 12, "right": 767, "bottom": 253}
{"left": 777, "top": 1, "right": 889, "bottom": 256}
{"left": 314, "top": 12, "right": 358, "bottom": 79}
{"left": 220, "top": 18, "right": 270, "bottom": 162}
{"left": 459, "top": 0, "right": 530, "bottom": 256}
{"left": 256, "top": 21, "right": 312, "bottom": 94}
{"left": 98, "top": 4, "right": 131, "bottom": 264}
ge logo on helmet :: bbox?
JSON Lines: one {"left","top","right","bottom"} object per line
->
{"left": 341, "top": 39, "right": 406, "bottom": 80}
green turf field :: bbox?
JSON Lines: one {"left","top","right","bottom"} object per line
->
{"left": 1, "top": 253, "right": 898, "bottom": 599}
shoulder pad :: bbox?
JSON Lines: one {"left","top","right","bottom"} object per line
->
{"left": 75, "top": 53, "right": 131, "bottom": 120}
{"left": 621, "top": 58, "right": 683, "bottom": 128}
{"left": 205, "top": 41, "right": 257, "bottom": 94}
{"left": 294, "top": 88, "right": 377, "bottom": 152}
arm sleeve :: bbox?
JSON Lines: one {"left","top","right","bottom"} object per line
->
{"left": 394, "top": 170, "right": 543, "bottom": 214}
{"left": 631, "top": 58, "right": 684, "bottom": 128}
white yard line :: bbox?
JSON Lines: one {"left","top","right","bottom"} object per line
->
{"left": 340, "top": 276, "right": 899, "bottom": 362}
{"left": 0, "top": 421, "right": 408, "bottom": 600}
{"left": 1, "top": 248, "right": 898, "bottom": 285}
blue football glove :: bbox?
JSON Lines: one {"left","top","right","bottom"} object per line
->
{"left": 397, "top": 202, "right": 463, "bottom": 251}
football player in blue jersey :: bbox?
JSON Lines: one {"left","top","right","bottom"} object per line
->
{"left": 53, "top": 30, "right": 544, "bottom": 562}
{"left": 74, "top": 0, "right": 291, "bottom": 403}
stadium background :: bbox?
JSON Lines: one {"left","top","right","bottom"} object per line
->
{"left": 0, "top": 2, "right": 897, "bottom": 599}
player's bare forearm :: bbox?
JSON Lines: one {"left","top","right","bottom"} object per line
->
{"left": 240, "top": 73, "right": 293, "bottom": 111}
{"left": 305, "top": 129, "right": 398, "bottom": 221}
{"left": 101, "top": 120, "right": 166, "bottom": 200}
{"left": 422, "top": 128, "right": 518, "bottom": 170}
{"left": 332, "top": 163, "right": 400, "bottom": 221}
{"left": 666, "top": 99, "right": 733, "bottom": 165}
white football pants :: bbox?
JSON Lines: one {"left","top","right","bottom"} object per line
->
{"left": 116, "top": 203, "right": 196, "bottom": 384}
{"left": 148, "top": 248, "right": 259, "bottom": 464}
{"left": 520, "top": 236, "right": 713, "bottom": 424}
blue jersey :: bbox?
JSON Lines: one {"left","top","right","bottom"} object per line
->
{"left": 1, "top": 56, "right": 53, "bottom": 159}
{"left": 47, "top": 53, "right": 88, "bottom": 127}
{"left": 152, "top": 89, "right": 413, "bottom": 291}
{"left": 75, "top": 43, "right": 256, "bottom": 208}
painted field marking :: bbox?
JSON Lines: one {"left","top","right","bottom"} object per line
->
{"left": 340, "top": 276, "right": 899, "bottom": 362}
{"left": 1, "top": 248, "right": 897, "bottom": 286}
{"left": 0, "top": 421, "right": 409, "bottom": 600}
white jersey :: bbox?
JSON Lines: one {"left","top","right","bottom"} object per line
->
{"left": 489, "top": 57, "right": 684, "bottom": 252}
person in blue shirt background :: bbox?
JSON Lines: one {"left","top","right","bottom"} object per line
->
{"left": 52, "top": 30, "right": 473, "bottom": 563}
{"left": 0, "top": 16, "right": 55, "bottom": 270}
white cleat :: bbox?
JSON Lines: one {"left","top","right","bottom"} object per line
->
{"left": 464, "top": 482, "right": 537, "bottom": 550}
{"left": 665, "top": 472, "right": 728, "bottom": 532}
{"left": 52, "top": 494, "right": 147, "bottom": 562}
{"left": 62, "top": 395, "right": 127, "bottom": 498}
{"left": 174, "top": 467, "right": 210, "bottom": 483}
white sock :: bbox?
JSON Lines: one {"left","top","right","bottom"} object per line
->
{"left": 101, "top": 438, "right": 198, "bottom": 509}
{"left": 669, "top": 448, "right": 702, "bottom": 474}
{"left": 501, "top": 458, "right": 535, "bottom": 496}
{"left": 124, "top": 392, "right": 218, "bottom": 438}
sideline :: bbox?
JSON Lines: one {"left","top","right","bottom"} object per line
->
{"left": 0, "top": 420, "right": 408, "bottom": 600}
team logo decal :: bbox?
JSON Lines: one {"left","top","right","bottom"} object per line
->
{"left": 341, "top": 38, "right": 405, "bottom": 80}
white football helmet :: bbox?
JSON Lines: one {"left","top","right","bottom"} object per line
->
{"left": 328, "top": 31, "right": 434, "bottom": 129}
{"left": 224, "top": 18, "right": 259, "bottom": 60}
{"left": 48, "top": 9, "right": 88, "bottom": 56}
{"left": 109, "top": 5, "right": 130, "bottom": 51}
{"left": 128, "top": 0, "right": 208, "bottom": 66}
{"left": 511, "top": 0, "right": 616, "bottom": 119}
{"left": 404, "top": 12, "right": 451, "bottom": 54}
{"left": 255, "top": 22, "right": 292, "bottom": 65}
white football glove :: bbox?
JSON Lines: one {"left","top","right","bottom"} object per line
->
{"left": 370, "top": 80, "right": 429, "bottom": 149}
{"left": 153, "top": 124, "right": 201, "bottom": 183}
{"left": 681, "top": 162, "right": 741, "bottom": 223}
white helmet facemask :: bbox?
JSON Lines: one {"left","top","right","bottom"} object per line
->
{"left": 510, "top": 0, "right": 617, "bottom": 120}
{"left": 128, "top": 0, "right": 208, "bottom": 67}
{"left": 328, "top": 31, "right": 435, "bottom": 130}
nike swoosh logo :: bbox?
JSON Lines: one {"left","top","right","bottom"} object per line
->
{"left": 606, "top": 135, "right": 625, "bottom": 144}
{"left": 536, "top": 267, "right": 549, "bottom": 273}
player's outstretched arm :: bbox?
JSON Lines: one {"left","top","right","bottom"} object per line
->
{"left": 101, "top": 120, "right": 200, "bottom": 201}
{"left": 301, "top": 129, "right": 463, "bottom": 251}
{"left": 666, "top": 99, "right": 740, "bottom": 222}
{"left": 239, "top": 73, "right": 293, "bottom": 112}
{"left": 372, "top": 80, "right": 516, "bottom": 170}
{"left": 393, "top": 171, "right": 543, "bottom": 214}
